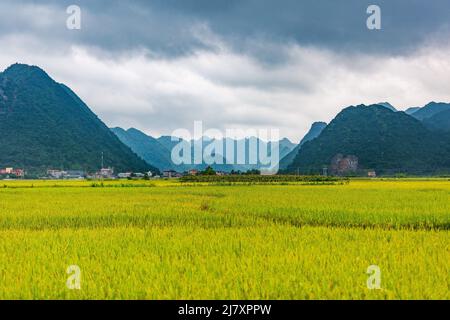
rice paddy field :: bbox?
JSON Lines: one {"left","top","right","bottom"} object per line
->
{"left": 0, "top": 178, "right": 448, "bottom": 299}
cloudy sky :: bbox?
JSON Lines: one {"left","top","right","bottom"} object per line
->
{"left": 1, "top": 0, "right": 450, "bottom": 141}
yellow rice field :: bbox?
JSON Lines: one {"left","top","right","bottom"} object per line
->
{"left": 0, "top": 179, "right": 448, "bottom": 299}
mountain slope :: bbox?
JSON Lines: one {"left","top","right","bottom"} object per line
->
{"left": 405, "top": 107, "right": 421, "bottom": 115}
{"left": 423, "top": 109, "right": 450, "bottom": 132}
{"left": 0, "top": 63, "right": 154, "bottom": 173}
{"left": 410, "top": 102, "right": 450, "bottom": 120}
{"left": 157, "top": 136, "right": 181, "bottom": 153}
{"left": 279, "top": 122, "right": 327, "bottom": 170}
{"left": 278, "top": 138, "right": 296, "bottom": 159}
{"left": 377, "top": 102, "right": 397, "bottom": 112}
{"left": 111, "top": 128, "right": 174, "bottom": 170}
{"left": 288, "top": 105, "right": 450, "bottom": 175}
{"left": 113, "top": 127, "right": 294, "bottom": 172}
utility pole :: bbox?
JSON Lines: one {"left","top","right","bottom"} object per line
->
{"left": 101, "top": 152, "right": 104, "bottom": 169}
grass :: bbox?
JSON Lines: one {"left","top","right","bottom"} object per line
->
{"left": 0, "top": 179, "right": 448, "bottom": 299}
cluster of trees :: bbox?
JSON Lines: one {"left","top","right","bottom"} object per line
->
{"left": 230, "top": 169, "right": 262, "bottom": 175}
{"left": 197, "top": 166, "right": 262, "bottom": 176}
{"left": 180, "top": 173, "right": 342, "bottom": 184}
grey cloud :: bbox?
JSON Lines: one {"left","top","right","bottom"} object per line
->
{"left": 1, "top": 0, "right": 450, "bottom": 61}
{"left": 1, "top": 1, "right": 450, "bottom": 142}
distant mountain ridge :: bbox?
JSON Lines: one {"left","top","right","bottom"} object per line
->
{"left": 111, "top": 128, "right": 173, "bottom": 171}
{"left": 0, "top": 63, "right": 156, "bottom": 174}
{"left": 112, "top": 127, "right": 296, "bottom": 172}
{"left": 287, "top": 104, "right": 450, "bottom": 175}
{"left": 377, "top": 102, "right": 397, "bottom": 112}
{"left": 406, "top": 102, "right": 450, "bottom": 134}
{"left": 410, "top": 102, "right": 450, "bottom": 120}
{"left": 405, "top": 107, "right": 421, "bottom": 115}
{"left": 423, "top": 108, "right": 450, "bottom": 133}
{"left": 279, "top": 121, "right": 327, "bottom": 170}
{"left": 2, "top": 63, "right": 449, "bottom": 177}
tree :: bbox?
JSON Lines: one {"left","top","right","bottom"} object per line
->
{"left": 201, "top": 166, "right": 216, "bottom": 176}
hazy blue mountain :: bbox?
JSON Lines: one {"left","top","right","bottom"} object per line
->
{"left": 377, "top": 102, "right": 397, "bottom": 112}
{"left": 278, "top": 138, "right": 296, "bottom": 159}
{"left": 111, "top": 128, "right": 174, "bottom": 170}
{"left": 113, "top": 127, "right": 294, "bottom": 172}
{"left": 279, "top": 122, "right": 327, "bottom": 170}
{"left": 287, "top": 105, "right": 450, "bottom": 175}
{"left": 410, "top": 102, "right": 450, "bottom": 120}
{"left": 157, "top": 135, "right": 181, "bottom": 153}
{"left": 423, "top": 109, "right": 450, "bottom": 132}
{"left": 230, "top": 137, "right": 295, "bottom": 172}
{"left": 405, "top": 107, "right": 421, "bottom": 115}
{"left": 0, "top": 63, "right": 154, "bottom": 174}
{"left": 298, "top": 122, "right": 328, "bottom": 146}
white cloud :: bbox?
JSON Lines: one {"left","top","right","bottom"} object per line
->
{"left": 1, "top": 29, "right": 450, "bottom": 142}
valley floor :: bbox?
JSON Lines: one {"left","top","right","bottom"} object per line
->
{"left": 0, "top": 179, "right": 448, "bottom": 299}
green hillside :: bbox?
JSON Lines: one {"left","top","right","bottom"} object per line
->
{"left": 279, "top": 121, "right": 327, "bottom": 170}
{"left": 423, "top": 109, "right": 450, "bottom": 133}
{"left": 0, "top": 63, "right": 155, "bottom": 174}
{"left": 288, "top": 105, "right": 450, "bottom": 175}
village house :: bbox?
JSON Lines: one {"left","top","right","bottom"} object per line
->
{"left": 47, "top": 169, "right": 85, "bottom": 179}
{"left": 47, "top": 170, "right": 66, "bottom": 179}
{"left": 97, "top": 168, "right": 115, "bottom": 179}
{"left": 117, "top": 172, "right": 132, "bottom": 179}
{"left": 118, "top": 171, "right": 152, "bottom": 179}
{"left": 188, "top": 169, "right": 198, "bottom": 176}
{"left": 0, "top": 167, "right": 25, "bottom": 177}
{"left": 65, "top": 170, "right": 85, "bottom": 179}
{"left": 163, "top": 170, "right": 181, "bottom": 178}
{"left": 133, "top": 173, "right": 145, "bottom": 178}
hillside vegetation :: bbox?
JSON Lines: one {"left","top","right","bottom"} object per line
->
{"left": 288, "top": 105, "right": 450, "bottom": 175}
{"left": 0, "top": 64, "right": 154, "bottom": 173}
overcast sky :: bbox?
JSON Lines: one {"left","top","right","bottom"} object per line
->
{"left": 1, "top": 0, "right": 450, "bottom": 141}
